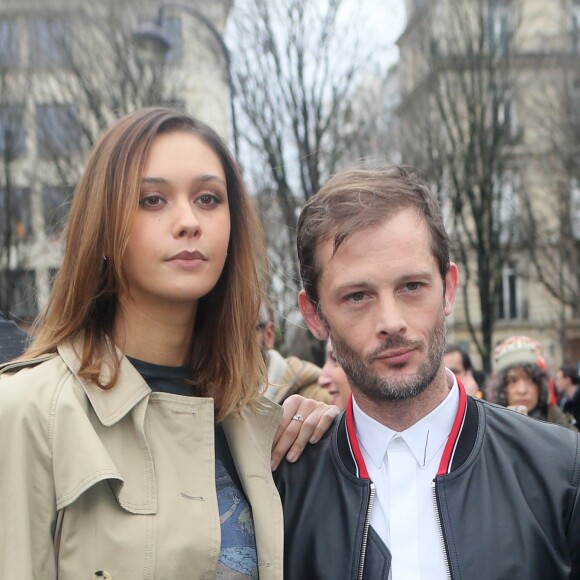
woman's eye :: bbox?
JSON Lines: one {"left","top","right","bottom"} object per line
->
{"left": 197, "top": 192, "right": 221, "bottom": 206}
{"left": 139, "top": 194, "right": 164, "bottom": 208}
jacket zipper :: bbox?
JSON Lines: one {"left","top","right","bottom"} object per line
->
{"left": 358, "top": 482, "right": 375, "bottom": 580}
{"left": 432, "top": 480, "right": 452, "bottom": 580}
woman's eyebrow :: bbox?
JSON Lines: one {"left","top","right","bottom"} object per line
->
{"left": 140, "top": 175, "right": 226, "bottom": 187}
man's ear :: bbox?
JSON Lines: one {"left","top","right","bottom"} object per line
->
{"left": 444, "top": 262, "right": 459, "bottom": 316}
{"left": 264, "top": 321, "right": 276, "bottom": 350}
{"left": 298, "top": 290, "right": 329, "bottom": 341}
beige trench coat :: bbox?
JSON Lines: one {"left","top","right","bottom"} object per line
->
{"left": 0, "top": 338, "right": 284, "bottom": 579}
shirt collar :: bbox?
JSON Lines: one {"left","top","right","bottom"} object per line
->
{"left": 353, "top": 370, "right": 459, "bottom": 469}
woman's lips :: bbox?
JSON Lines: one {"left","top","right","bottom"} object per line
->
{"left": 167, "top": 250, "right": 207, "bottom": 269}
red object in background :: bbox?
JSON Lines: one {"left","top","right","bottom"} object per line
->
{"left": 537, "top": 355, "right": 557, "bottom": 406}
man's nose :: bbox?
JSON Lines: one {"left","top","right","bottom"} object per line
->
{"left": 376, "top": 295, "right": 406, "bottom": 338}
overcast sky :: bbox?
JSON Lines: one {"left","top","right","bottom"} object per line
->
{"left": 343, "top": 0, "right": 407, "bottom": 68}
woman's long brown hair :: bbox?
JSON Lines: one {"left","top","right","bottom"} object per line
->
{"left": 23, "top": 107, "right": 267, "bottom": 421}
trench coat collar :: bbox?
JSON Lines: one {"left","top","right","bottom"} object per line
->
{"left": 58, "top": 335, "right": 151, "bottom": 427}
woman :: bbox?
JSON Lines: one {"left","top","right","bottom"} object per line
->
{"left": 0, "top": 107, "right": 335, "bottom": 579}
{"left": 494, "top": 335, "right": 577, "bottom": 430}
{"left": 317, "top": 339, "right": 352, "bottom": 410}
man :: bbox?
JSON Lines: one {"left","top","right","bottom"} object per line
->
{"left": 556, "top": 365, "right": 580, "bottom": 427}
{"left": 443, "top": 344, "right": 484, "bottom": 399}
{"left": 257, "top": 302, "right": 331, "bottom": 404}
{"left": 0, "top": 315, "right": 28, "bottom": 363}
{"left": 274, "top": 167, "right": 580, "bottom": 579}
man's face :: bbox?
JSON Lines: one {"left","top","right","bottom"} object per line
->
{"left": 555, "top": 370, "right": 567, "bottom": 394}
{"left": 300, "top": 208, "right": 458, "bottom": 403}
{"left": 444, "top": 350, "right": 480, "bottom": 397}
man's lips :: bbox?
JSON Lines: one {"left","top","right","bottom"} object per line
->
{"left": 374, "top": 347, "right": 416, "bottom": 365}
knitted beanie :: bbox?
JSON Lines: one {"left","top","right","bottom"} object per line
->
{"left": 494, "top": 336, "right": 542, "bottom": 373}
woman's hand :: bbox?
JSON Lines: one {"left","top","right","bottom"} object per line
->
{"left": 271, "top": 395, "right": 339, "bottom": 471}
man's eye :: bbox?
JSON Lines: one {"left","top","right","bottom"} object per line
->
{"left": 347, "top": 291, "right": 365, "bottom": 302}
{"left": 404, "top": 282, "right": 422, "bottom": 292}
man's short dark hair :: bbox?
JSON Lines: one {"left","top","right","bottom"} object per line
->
{"left": 297, "top": 166, "right": 450, "bottom": 304}
{"left": 445, "top": 344, "right": 473, "bottom": 372}
{"left": 560, "top": 366, "right": 580, "bottom": 386}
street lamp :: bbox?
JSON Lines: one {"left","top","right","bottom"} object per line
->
{"left": 132, "top": 2, "right": 239, "bottom": 159}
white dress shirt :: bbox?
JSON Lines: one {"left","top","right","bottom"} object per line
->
{"left": 352, "top": 371, "right": 459, "bottom": 580}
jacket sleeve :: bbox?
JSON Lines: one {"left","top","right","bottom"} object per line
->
{"left": 0, "top": 371, "right": 58, "bottom": 578}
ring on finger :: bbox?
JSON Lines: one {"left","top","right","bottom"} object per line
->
{"left": 292, "top": 413, "right": 305, "bottom": 422}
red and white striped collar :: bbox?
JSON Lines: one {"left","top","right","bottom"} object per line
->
{"left": 344, "top": 378, "right": 468, "bottom": 479}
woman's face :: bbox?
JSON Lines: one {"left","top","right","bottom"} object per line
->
{"left": 318, "top": 339, "right": 352, "bottom": 410}
{"left": 505, "top": 366, "right": 540, "bottom": 413}
{"left": 122, "top": 131, "right": 231, "bottom": 311}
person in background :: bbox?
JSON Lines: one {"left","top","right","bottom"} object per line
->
{"left": 0, "top": 315, "right": 28, "bottom": 363}
{"left": 555, "top": 366, "right": 580, "bottom": 427}
{"left": 0, "top": 107, "right": 337, "bottom": 579}
{"left": 443, "top": 344, "right": 484, "bottom": 399}
{"left": 318, "top": 339, "right": 352, "bottom": 410}
{"left": 275, "top": 166, "right": 580, "bottom": 580}
{"left": 494, "top": 336, "right": 577, "bottom": 430}
{"left": 258, "top": 301, "right": 331, "bottom": 404}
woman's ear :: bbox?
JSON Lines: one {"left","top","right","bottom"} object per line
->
{"left": 298, "top": 290, "right": 329, "bottom": 341}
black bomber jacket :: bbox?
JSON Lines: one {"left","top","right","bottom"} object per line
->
{"left": 274, "top": 382, "right": 580, "bottom": 580}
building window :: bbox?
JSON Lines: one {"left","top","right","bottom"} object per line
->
{"left": 495, "top": 170, "right": 519, "bottom": 241}
{"left": 573, "top": 0, "right": 580, "bottom": 53}
{"left": 0, "top": 18, "right": 19, "bottom": 68}
{"left": 571, "top": 178, "right": 580, "bottom": 239}
{"left": 488, "top": 0, "right": 511, "bottom": 56}
{"left": 497, "top": 262, "right": 521, "bottom": 320}
{"left": 0, "top": 187, "right": 32, "bottom": 240}
{"left": 0, "top": 104, "right": 26, "bottom": 158}
{"left": 163, "top": 16, "right": 182, "bottom": 62}
{"left": 491, "top": 85, "right": 519, "bottom": 141}
{"left": 28, "top": 16, "right": 71, "bottom": 67}
{"left": 42, "top": 185, "right": 73, "bottom": 234}
{"left": 571, "top": 77, "right": 580, "bottom": 125}
{"left": 36, "top": 104, "right": 79, "bottom": 158}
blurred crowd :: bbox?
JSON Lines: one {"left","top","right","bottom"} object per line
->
{"left": 252, "top": 301, "right": 580, "bottom": 433}
{"left": 4, "top": 309, "right": 579, "bottom": 432}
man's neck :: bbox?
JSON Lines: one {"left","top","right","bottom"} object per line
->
{"left": 566, "top": 383, "right": 578, "bottom": 399}
{"left": 352, "top": 368, "right": 453, "bottom": 432}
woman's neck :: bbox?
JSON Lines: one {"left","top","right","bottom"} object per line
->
{"left": 113, "top": 298, "right": 196, "bottom": 366}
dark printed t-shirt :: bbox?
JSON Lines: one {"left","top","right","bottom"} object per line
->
{"left": 128, "top": 357, "right": 258, "bottom": 578}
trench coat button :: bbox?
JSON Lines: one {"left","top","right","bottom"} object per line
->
{"left": 93, "top": 572, "right": 112, "bottom": 580}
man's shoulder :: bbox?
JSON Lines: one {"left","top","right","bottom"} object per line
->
{"left": 283, "top": 355, "right": 321, "bottom": 382}
{"left": 0, "top": 319, "right": 29, "bottom": 362}
{"left": 476, "top": 398, "right": 579, "bottom": 458}
{"left": 274, "top": 413, "right": 339, "bottom": 479}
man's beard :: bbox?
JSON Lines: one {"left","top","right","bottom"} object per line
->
{"left": 328, "top": 311, "right": 446, "bottom": 403}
